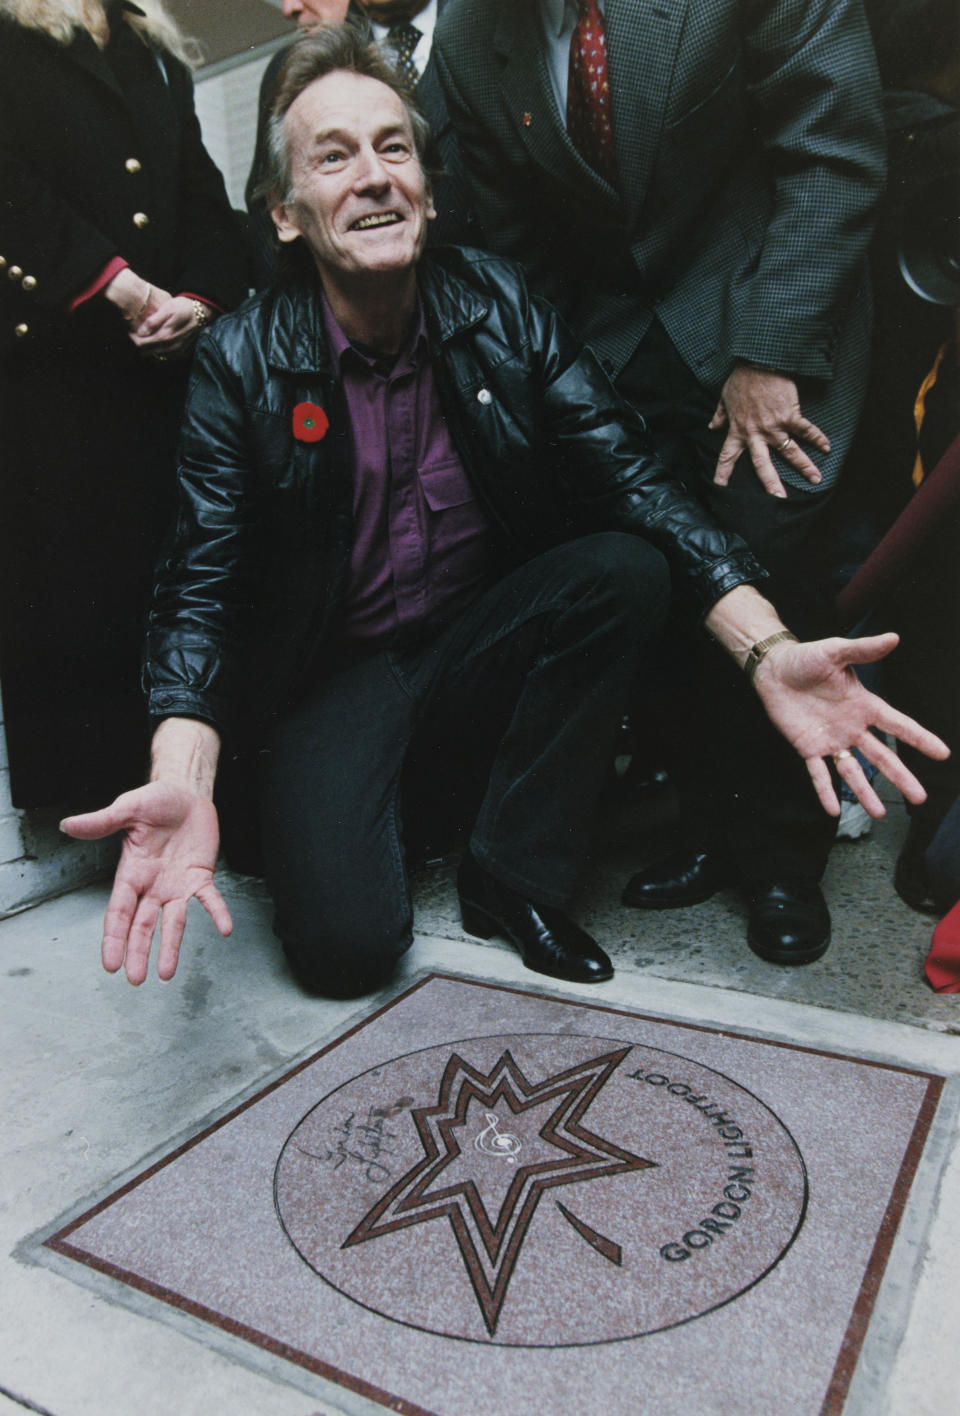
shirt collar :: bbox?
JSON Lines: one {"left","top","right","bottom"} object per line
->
{"left": 370, "top": 0, "right": 438, "bottom": 46}
{"left": 321, "top": 290, "right": 428, "bottom": 374}
{"left": 540, "top": 0, "right": 579, "bottom": 38}
{"left": 540, "top": 0, "right": 604, "bottom": 37}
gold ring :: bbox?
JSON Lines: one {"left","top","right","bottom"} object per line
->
{"left": 832, "top": 750, "right": 853, "bottom": 764}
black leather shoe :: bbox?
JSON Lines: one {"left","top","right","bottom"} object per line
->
{"left": 894, "top": 817, "right": 941, "bottom": 916}
{"left": 621, "top": 849, "right": 730, "bottom": 909}
{"left": 457, "top": 851, "right": 613, "bottom": 983}
{"left": 746, "top": 881, "right": 831, "bottom": 965}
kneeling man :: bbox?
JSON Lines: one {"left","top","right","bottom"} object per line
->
{"left": 64, "top": 29, "right": 946, "bottom": 995}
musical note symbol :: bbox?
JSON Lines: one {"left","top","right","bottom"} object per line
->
{"left": 475, "top": 1111, "right": 522, "bottom": 1162}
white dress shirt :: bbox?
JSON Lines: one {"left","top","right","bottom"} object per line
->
{"left": 370, "top": 0, "right": 438, "bottom": 82}
{"left": 539, "top": 0, "right": 607, "bottom": 116}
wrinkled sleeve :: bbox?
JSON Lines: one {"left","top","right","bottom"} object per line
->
{"left": 143, "top": 331, "right": 263, "bottom": 736}
{"left": 531, "top": 293, "right": 768, "bottom": 613}
{"left": 727, "top": 0, "right": 885, "bottom": 378}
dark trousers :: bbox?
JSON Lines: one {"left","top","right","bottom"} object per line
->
{"left": 618, "top": 320, "right": 838, "bottom": 883}
{"left": 258, "top": 533, "right": 670, "bottom": 997}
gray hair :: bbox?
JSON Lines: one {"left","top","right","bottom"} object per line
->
{"left": 254, "top": 25, "right": 440, "bottom": 214}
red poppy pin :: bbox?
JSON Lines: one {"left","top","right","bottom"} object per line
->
{"left": 292, "top": 401, "right": 329, "bottom": 443}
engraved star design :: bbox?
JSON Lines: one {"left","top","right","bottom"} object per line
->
{"left": 342, "top": 1047, "right": 656, "bottom": 1334}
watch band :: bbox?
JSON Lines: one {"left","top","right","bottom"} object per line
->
{"left": 743, "top": 630, "right": 798, "bottom": 682}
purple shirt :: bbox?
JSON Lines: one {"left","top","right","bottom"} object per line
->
{"left": 323, "top": 295, "right": 491, "bottom": 648}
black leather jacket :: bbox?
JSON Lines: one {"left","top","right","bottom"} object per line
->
{"left": 144, "top": 248, "right": 764, "bottom": 742}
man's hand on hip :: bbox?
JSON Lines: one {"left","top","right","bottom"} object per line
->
{"left": 710, "top": 364, "right": 831, "bottom": 497}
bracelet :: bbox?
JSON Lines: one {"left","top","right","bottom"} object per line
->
{"left": 743, "top": 630, "right": 797, "bottom": 682}
{"left": 129, "top": 283, "right": 152, "bottom": 324}
{"left": 192, "top": 299, "right": 211, "bottom": 329}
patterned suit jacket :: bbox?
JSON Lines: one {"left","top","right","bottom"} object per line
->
{"left": 435, "top": 0, "right": 886, "bottom": 479}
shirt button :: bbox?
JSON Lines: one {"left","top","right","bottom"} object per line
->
{"left": 125, "top": 157, "right": 142, "bottom": 174}
{"left": 477, "top": 387, "right": 493, "bottom": 405}
{"left": 132, "top": 211, "right": 149, "bottom": 229}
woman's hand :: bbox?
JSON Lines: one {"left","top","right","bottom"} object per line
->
{"left": 103, "top": 266, "right": 167, "bottom": 327}
{"left": 130, "top": 294, "right": 214, "bottom": 359}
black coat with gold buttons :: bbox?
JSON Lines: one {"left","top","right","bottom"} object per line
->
{"left": 0, "top": 10, "right": 248, "bottom": 808}
{"left": 0, "top": 12, "right": 247, "bottom": 357}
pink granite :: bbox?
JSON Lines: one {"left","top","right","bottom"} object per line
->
{"left": 46, "top": 975, "right": 943, "bottom": 1416}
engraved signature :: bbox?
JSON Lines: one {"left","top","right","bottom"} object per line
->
{"left": 298, "top": 1104, "right": 402, "bottom": 1183}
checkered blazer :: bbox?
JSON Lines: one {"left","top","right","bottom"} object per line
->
{"left": 435, "top": 0, "right": 886, "bottom": 479}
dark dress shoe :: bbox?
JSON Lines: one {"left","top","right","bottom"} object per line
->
{"left": 894, "top": 817, "right": 941, "bottom": 916}
{"left": 621, "top": 849, "right": 730, "bottom": 909}
{"left": 457, "top": 851, "right": 613, "bottom": 983}
{"left": 746, "top": 881, "right": 831, "bottom": 965}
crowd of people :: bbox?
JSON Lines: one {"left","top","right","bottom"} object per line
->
{"left": 0, "top": 0, "right": 955, "bottom": 995}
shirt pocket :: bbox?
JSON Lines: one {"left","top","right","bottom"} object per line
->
{"left": 418, "top": 458, "right": 477, "bottom": 512}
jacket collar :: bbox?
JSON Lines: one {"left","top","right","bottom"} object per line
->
{"left": 264, "top": 257, "right": 490, "bottom": 375}
{"left": 265, "top": 276, "right": 332, "bottom": 376}
{"left": 18, "top": 2, "right": 152, "bottom": 103}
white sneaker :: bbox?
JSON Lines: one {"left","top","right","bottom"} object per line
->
{"left": 837, "top": 800, "right": 872, "bottom": 841}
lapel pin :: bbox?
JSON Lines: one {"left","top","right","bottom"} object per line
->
{"left": 522, "top": 112, "right": 532, "bottom": 127}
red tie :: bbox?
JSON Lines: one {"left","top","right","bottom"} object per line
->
{"left": 566, "top": 0, "right": 617, "bottom": 186}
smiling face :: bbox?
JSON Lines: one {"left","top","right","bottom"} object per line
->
{"left": 271, "top": 70, "right": 435, "bottom": 296}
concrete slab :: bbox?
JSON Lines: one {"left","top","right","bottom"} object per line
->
{"left": 2, "top": 825, "right": 960, "bottom": 1416}
{"left": 412, "top": 803, "right": 959, "bottom": 1034}
{"left": 32, "top": 978, "right": 952, "bottom": 1416}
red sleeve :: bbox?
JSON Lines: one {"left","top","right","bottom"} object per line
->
{"left": 178, "top": 291, "right": 225, "bottom": 314}
{"left": 68, "top": 255, "right": 128, "bottom": 312}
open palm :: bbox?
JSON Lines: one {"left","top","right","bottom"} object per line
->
{"left": 62, "top": 782, "right": 233, "bottom": 984}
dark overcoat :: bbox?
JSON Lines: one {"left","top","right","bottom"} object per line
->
{"left": 0, "top": 10, "right": 248, "bottom": 806}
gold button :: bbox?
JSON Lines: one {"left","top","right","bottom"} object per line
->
{"left": 22, "top": 275, "right": 37, "bottom": 292}
{"left": 132, "top": 211, "right": 149, "bottom": 229}
{"left": 15, "top": 322, "right": 28, "bottom": 337}
{"left": 125, "top": 157, "right": 142, "bottom": 174}
{"left": 8, "top": 265, "right": 23, "bottom": 281}
{"left": 0, "top": 255, "right": 6, "bottom": 269}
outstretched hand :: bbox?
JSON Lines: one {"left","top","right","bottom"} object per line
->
{"left": 61, "top": 782, "right": 232, "bottom": 985}
{"left": 752, "top": 633, "right": 950, "bottom": 816}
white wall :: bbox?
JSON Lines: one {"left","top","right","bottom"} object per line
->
{"left": 194, "top": 49, "right": 276, "bottom": 210}
{"left": 0, "top": 703, "right": 115, "bottom": 917}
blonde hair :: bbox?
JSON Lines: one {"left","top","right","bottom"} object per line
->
{"left": 1, "top": 0, "right": 201, "bottom": 66}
